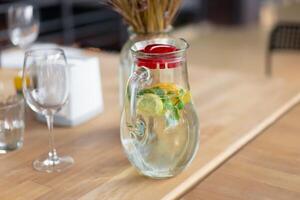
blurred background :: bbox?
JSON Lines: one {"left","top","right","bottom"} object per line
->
{"left": 0, "top": 0, "right": 299, "bottom": 76}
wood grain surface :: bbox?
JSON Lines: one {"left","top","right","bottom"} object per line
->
{"left": 0, "top": 52, "right": 299, "bottom": 200}
{"left": 183, "top": 104, "right": 300, "bottom": 200}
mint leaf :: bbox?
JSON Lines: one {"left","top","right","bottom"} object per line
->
{"left": 138, "top": 88, "right": 154, "bottom": 96}
{"left": 179, "top": 88, "right": 185, "bottom": 96}
{"left": 176, "top": 100, "right": 184, "bottom": 110}
{"left": 173, "top": 108, "right": 180, "bottom": 121}
{"left": 163, "top": 99, "right": 173, "bottom": 110}
{"left": 152, "top": 87, "right": 165, "bottom": 97}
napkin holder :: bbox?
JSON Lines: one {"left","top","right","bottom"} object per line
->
{"left": 36, "top": 56, "right": 104, "bottom": 126}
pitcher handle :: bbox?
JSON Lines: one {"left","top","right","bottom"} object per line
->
{"left": 126, "top": 67, "right": 151, "bottom": 126}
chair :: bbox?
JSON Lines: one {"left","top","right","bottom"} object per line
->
{"left": 266, "top": 23, "right": 300, "bottom": 76}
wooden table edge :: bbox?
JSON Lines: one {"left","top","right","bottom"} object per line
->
{"left": 162, "top": 92, "right": 300, "bottom": 200}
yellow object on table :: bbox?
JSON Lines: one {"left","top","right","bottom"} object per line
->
{"left": 13, "top": 71, "right": 30, "bottom": 94}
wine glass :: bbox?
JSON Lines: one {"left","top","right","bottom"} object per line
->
{"left": 7, "top": 2, "right": 39, "bottom": 49}
{"left": 22, "top": 48, "right": 74, "bottom": 173}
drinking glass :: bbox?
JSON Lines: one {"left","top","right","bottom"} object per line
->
{"left": 8, "top": 2, "right": 39, "bottom": 49}
{"left": 0, "top": 95, "right": 25, "bottom": 153}
{"left": 22, "top": 48, "right": 74, "bottom": 172}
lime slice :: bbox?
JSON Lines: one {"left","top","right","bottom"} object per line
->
{"left": 137, "top": 93, "right": 164, "bottom": 116}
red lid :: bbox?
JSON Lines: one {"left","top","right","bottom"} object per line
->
{"left": 144, "top": 44, "right": 177, "bottom": 53}
{"left": 137, "top": 44, "right": 180, "bottom": 69}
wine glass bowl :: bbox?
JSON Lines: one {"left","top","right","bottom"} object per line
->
{"left": 22, "top": 48, "right": 73, "bottom": 173}
{"left": 23, "top": 49, "right": 69, "bottom": 115}
{"left": 8, "top": 2, "right": 39, "bottom": 49}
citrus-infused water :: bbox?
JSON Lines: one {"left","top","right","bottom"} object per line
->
{"left": 121, "top": 38, "right": 199, "bottom": 178}
{"left": 121, "top": 83, "right": 198, "bottom": 178}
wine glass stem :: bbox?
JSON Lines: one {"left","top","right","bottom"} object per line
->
{"left": 45, "top": 114, "right": 58, "bottom": 162}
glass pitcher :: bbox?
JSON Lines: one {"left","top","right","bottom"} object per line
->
{"left": 120, "top": 38, "right": 199, "bottom": 179}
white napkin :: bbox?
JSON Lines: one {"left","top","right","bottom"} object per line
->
{"left": 1, "top": 43, "right": 84, "bottom": 68}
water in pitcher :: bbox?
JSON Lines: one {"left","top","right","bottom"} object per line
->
{"left": 121, "top": 82, "right": 198, "bottom": 178}
{"left": 121, "top": 38, "right": 199, "bottom": 178}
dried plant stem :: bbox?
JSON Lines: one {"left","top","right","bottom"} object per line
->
{"left": 106, "top": 0, "right": 182, "bottom": 33}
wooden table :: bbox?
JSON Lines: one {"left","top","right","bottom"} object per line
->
{"left": 183, "top": 104, "right": 300, "bottom": 200}
{"left": 0, "top": 52, "right": 299, "bottom": 200}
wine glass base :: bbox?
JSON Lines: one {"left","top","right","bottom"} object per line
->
{"left": 33, "top": 154, "right": 74, "bottom": 173}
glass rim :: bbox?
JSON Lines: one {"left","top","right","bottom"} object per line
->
{"left": 128, "top": 25, "right": 173, "bottom": 35}
{"left": 0, "top": 95, "right": 24, "bottom": 110}
{"left": 130, "top": 38, "right": 189, "bottom": 58}
{"left": 24, "top": 48, "right": 65, "bottom": 57}
{"left": 8, "top": 2, "right": 39, "bottom": 19}
{"left": 9, "top": 1, "right": 35, "bottom": 9}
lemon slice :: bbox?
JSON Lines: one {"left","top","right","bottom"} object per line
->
{"left": 137, "top": 93, "right": 164, "bottom": 116}
{"left": 152, "top": 83, "right": 179, "bottom": 94}
{"left": 182, "top": 91, "right": 191, "bottom": 104}
{"left": 14, "top": 75, "right": 30, "bottom": 92}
